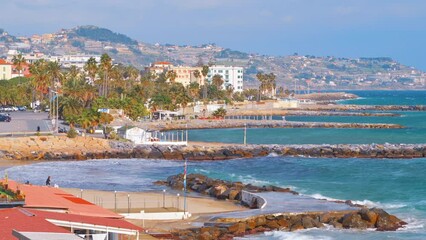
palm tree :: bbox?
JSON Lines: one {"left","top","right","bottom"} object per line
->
{"left": 212, "top": 74, "right": 224, "bottom": 89}
{"left": 201, "top": 65, "right": 209, "bottom": 99}
{"left": 188, "top": 82, "right": 200, "bottom": 102}
{"left": 99, "top": 53, "right": 112, "bottom": 97}
{"left": 166, "top": 70, "right": 177, "bottom": 83}
{"left": 193, "top": 69, "right": 201, "bottom": 85}
{"left": 30, "top": 59, "right": 50, "bottom": 102}
{"left": 12, "top": 54, "right": 27, "bottom": 77}
{"left": 84, "top": 57, "right": 98, "bottom": 84}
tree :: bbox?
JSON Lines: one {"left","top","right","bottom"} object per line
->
{"left": 201, "top": 65, "right": 209, "bottom": 99}
{"left": 166, "top": 70, "right": 177, "bottom": 83}
{"left": 12, "top": 54, "right": 26, "bottom": 77}
{"left": 99, "top": 53, "right": 112, "bottom": 97}
{"left": 212, "top": 74, "right": 224, "bottom": 89}
{"left": 193, "top": 69, "right": 202, "bottom": 85}
{"left": 30, "top": 59, "right": 50, "bottom": 101}
{"left": 256, "top": 72, "right": 276, "bottom": 100}
{"left": 212, "top": 107, "right": 226, "bottom": 118}
{"left": 188, "top": 82, "right": 200, "bottom": 102}
{"left": 84, "top": 57, "right": 98, "bottom": 84}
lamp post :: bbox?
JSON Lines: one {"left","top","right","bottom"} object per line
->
{"left": 162, "top": 189, "right": 166, "bottom": 208}
{"left": 243, "top": 123, "right": 247, "bottom": 145}
{"left": 80, "top": 189, "right": 83, "bottom": 198}
{"left": 114, "top": 191, "right": 117, "bottom": 212}
{"left": 127, "top": 194, "right": 130, "bottom": 214}
{"left": 177, "top": 193, "right": 180, "bottom": 211}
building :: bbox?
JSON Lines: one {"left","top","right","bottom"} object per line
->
{"left": 146, "top": 61, "right": 174, "bottom": 76}
{"left": 171, "top": 66, "right": 205, "bottom": 87}
{"left": 0, "top": 59, "right": 13, "bottom": 80}
{"left": 206, "top": 65, "right": 244, "bottom": 92}
{"left": 1, "top": 180, "right": 142, "bottom": 239}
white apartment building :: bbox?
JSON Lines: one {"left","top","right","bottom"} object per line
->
{"left": 206, "top": 65, "right": 244, "bottom": 92}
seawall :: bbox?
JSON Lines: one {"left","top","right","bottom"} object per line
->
{"left": 0, "top": 136, "right": 425, "bottom": 161}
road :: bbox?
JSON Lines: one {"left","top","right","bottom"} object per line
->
{"left": 0, "top": 111, "right": 53, "bottom": 134}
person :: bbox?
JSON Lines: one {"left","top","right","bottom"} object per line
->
{"left": 37, "top": 126, "right": 40, "bottom": 132}
{"left": 45, "top": 176, "right": 51, "bottom": 186}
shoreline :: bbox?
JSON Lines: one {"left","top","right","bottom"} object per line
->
{"left": 0, "top": 137, "right": 425, "bottom": 162}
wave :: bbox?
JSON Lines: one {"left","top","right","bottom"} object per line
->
{"left": 263, "top": 230, "right": 334, "bottom": 240}
{"left": 307, "top": 193, "right": 406, "bottom": 210}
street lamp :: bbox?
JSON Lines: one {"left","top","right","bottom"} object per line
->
{"left": 114, "top": 191, "right": 117, "bottom": 212}
{"left": 127, "top": 194, "right": 130, "bottom": 214}
{"left": 80, "top": 189, "right": 83, "bottom": 198}
{"left": 177, "top": 193, "right": 180, "bottom": 211}
{"left": 162, "top": 189, "right": 166, "bottom": 208}
{"left": 243, "top": 123, "right": 247, "bottom": 145}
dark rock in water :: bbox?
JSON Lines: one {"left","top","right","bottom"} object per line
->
{"left": 371, "top": 208, "right": 407, "bottom": 231}
{"left": 341, "top": 213, "right": 373, "bottom": 229}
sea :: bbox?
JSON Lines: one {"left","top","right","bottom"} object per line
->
{"left": 2, "top": 90, "right": 426, "bottom": 240}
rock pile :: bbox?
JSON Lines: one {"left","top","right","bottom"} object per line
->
{"left": 1, "top": 137, "right": 425, "bottom": 161}
{"left": 157, "top": 173, "right": 297, "bottom": 202}
{"left": 172, "top": 208, "right": 407, "bottom": 239}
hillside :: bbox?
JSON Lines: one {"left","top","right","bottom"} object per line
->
{"left": 0, "top": 26, "right": 425, "bottom": 90}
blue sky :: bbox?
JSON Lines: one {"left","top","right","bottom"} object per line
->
{"left": 2, "top": 0, "right": 426, "bottom": 70}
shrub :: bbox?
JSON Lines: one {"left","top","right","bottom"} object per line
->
{"left": 67, "top": 128, "right": 78, "bottom": 138}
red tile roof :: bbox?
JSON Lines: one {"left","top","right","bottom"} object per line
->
{"left": 0, "top": 208, "right": 142, "bottom": 240}
{"left": 0, "top": 208, "right": 69, "bottom": 240}
{"left": 0, "top": 59, "right": 12, "bottom": 65}
{"left": 6, "top": 180, "right": 121, "bottom": 218}
{"left": 154, "top": 61, "right": 172, "bottom": 65}
{"left": 31, "top": 209, "right": 142, "bottom": 231}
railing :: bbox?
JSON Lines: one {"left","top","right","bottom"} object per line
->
{"left": 0, "top": 131, "right": 54, "bottom": 138}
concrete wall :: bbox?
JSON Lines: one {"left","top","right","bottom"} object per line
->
{"left": 241, "top": 191, "right": 267, "bottom": 209}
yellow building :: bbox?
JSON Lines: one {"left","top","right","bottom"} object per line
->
{"left": 0, "top": 59, "right": 12, "bottom": 80}
{"left": 171, "top": 66, "right": 205, "bottom": 87}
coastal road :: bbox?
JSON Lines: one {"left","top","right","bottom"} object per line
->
{"left": 0, "top": 111, "right": 53, "bottom": 135}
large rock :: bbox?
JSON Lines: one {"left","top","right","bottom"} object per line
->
{"left": 341, "top": 213, "right": 373, "bottom": 229}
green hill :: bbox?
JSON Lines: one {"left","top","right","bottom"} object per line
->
{"left": 73, "top": 25, "right": 137, "bottom": 45}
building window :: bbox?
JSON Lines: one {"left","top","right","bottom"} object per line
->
{"left": 225, "top": 75, "right": 229, "bottom": 79}
{"left": 225, "top": 70, "right": 229, "bottom": 74}
{"left": 218, "top": 70, "right": 223, "bottom": 73}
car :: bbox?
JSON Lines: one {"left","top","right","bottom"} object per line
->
{"left": 0, "top": 115, "right": 11, "bottom": 122}
{"left": 17, "top": 106, "right": 27, "bottom": 111}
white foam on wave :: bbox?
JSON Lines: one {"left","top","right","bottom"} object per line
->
{"left": 307, "top": 193, "right": 407, "bottom": 210}
{"left": 263, "top": 230, "right": 334, "bottom": 240}
{"left": 268, "top": 152, "right": 280, "bottom": 157}
{"left": 237, "top": 174, "right": 274, "bottom": 186}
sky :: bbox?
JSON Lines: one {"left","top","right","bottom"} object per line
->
{"left": 2, "top": 0, "right": 426, "bottom": 70}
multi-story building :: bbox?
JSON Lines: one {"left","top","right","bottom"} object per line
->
{"left": 0, "top": 59, "right": 12, "bottom": 80}
{"left": 206, "top": 65, "right": 244, "bottom": 92}
{"left": 146, "top": 61, "right": 174, "bottom": 76}
{"left": 171, "top": 66, "right": 205, "bottom": 87}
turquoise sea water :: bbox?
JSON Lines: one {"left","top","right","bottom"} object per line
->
{"left": 188, "top": 91, "right": 426, "bottom": 144}
{"left": 2, "top": 91, "right": 426, "bottom": 239}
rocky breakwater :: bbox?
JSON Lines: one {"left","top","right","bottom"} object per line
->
{"left": 158, "top": 119, "right": 403, "bottom": 131}
{"left": 1, "top": 137, "right": 425, "bottom": 161}
{"left": 162, "top": 174, "right": 406, "bottom": 239}
{"left": 156, "top": 173, "right": 298, "bottom": 203}
{"left": 173, "top": 209, "right": 407, "bottom": 239}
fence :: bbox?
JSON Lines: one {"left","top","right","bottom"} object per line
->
{"left": 78, "top": 189, "right": 187, "bottom": 214}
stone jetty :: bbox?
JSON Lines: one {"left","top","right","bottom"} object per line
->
{"left": 0, "top": 136, "right": 425, "bottom": 161}
{"left": 147, "top": 119, "right": 403, "bottom": 131}
{"left": 162, "top": 173, "right": 406, "bottom": 239}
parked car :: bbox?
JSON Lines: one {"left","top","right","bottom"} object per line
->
{"left": 0, "top": 114, "right": 11, "bottom": 122}
{"left": 17, "top": 106, "right": 27, "bottom": 111}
